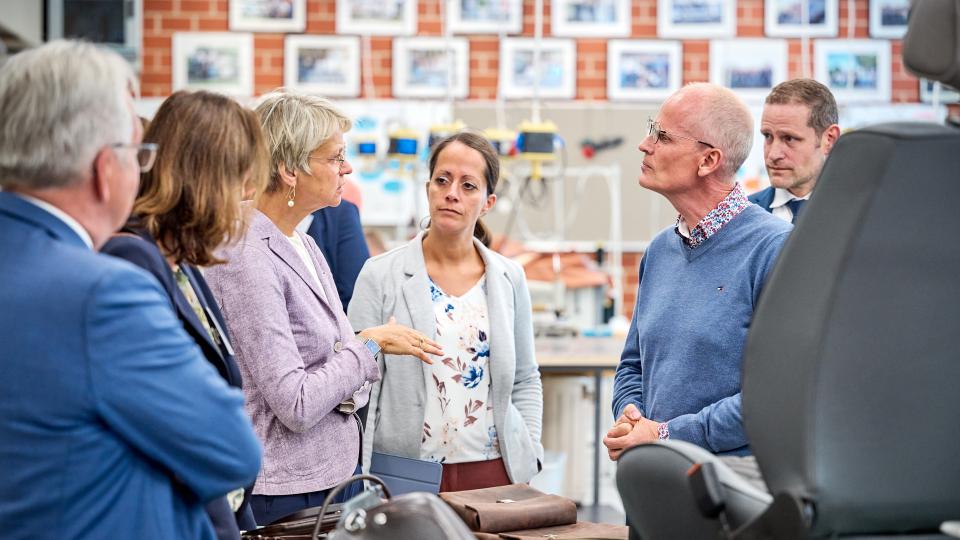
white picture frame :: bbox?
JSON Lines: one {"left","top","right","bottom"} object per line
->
{"left": 172, "top": 32, "right": 254, "bottom": 96}
{"left": 657, "top": 0, "right": 736, "bottom": 39}
{"left": 229, "top": 0, "right": 306, "bottom": 32}
{"left": 499, "top": 38, "right": 577, "bottom": 99}
{"left": 709, "top": 39, "right": 788, "bottom": 101}
{"left": 814, "top": 39, "right": 891, "bottom": 103}
{"left": 919, "top": 79, "right": 960, "bottom": 104}
{"left": 765, "top": 0, "right": 838, "bottom": 37}
{"left": 606, "top": 40, "right": 681, "bottom": 101}
{"left": 336, "top": 0, "right": 417, "bottom": 36}
{"left": 284, "top": 35, "right": 360, "bottom": 97}
{"left": 392, "top": 37, "right": 469, "bottom": 98}
{"left": 551, "top": 0, "right": 631, "bottom": 37}
{"left": 447, "top": 0, "right": 523, "bottom": 35}
{"left": 869, "top": 0, "right": 910, "bottom": 39}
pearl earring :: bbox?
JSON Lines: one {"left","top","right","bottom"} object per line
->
{"left": 287, "top": 186, "right": 296, "bottom": 208}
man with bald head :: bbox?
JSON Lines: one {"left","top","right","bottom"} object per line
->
{"left": 605, "top": 83, "right": 792, "bottom": 461}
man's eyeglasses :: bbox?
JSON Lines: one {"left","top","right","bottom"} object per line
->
{"left": 110, "top": 143, "right": 158, "bottom": 173}
{"left": 646, "top": 119, "right": 715, "bottom": 149}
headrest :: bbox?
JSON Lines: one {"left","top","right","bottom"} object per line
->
{"left": 903, "top": 0, "right": 960, "bottom": 90}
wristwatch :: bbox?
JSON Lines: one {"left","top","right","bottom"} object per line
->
{"left": 361, "top": 337, "right": 382, "bottom": 359}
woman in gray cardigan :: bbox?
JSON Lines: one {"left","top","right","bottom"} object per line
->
{"left": 206, "top": 91, "right": 439, "bottom": 525}
{"left": 348, "top": 132, "right": 544, "bottom": 491}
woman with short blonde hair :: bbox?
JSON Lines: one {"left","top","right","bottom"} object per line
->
{"left": 206, "top": 89, "right": 439, "bottom": 525}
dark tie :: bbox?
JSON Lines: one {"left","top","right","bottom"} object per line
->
{"left": 786, "top": 199, "right": 806, "bottom": 224}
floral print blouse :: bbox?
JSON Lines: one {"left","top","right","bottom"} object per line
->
{"left": 421, "top": 275, "right": 501, "bottom": 463}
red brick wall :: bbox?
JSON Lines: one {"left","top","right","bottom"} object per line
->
{"left": 141, "top": 0, "right": 917, "bottom": 318}
{"left": 141, "top": 0, "right": 918, "bottom": 102}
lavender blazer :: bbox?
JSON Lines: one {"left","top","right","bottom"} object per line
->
{"left": 206, "top": 208, "right": 380, "bottom": 496}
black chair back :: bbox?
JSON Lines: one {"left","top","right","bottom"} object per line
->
{"left": 742, "top": 123, "right": 960, "bottom": 536}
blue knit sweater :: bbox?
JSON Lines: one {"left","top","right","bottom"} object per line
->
{"left": 612, "top": 204, "right": 792, "bottom": 455}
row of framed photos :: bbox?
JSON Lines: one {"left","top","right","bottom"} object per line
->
{"left": 172, "top": 32, "right": 956, "bottom": 104}
{"left": 230, "top": 0, "right": 911, "bottom": 39}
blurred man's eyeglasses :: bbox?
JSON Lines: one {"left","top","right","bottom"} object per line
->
{"left": 647, "top": 118, "right": 715, "bottom": 149}
{"left": 110, "top": 143, "right": 158, "bottom": 173}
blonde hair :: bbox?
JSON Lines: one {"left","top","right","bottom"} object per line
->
{"left": 134, "top": 90, "right": 269, "bottom": 267}
{"left": 254, "top": 90, "right": 352, "bottom": 193}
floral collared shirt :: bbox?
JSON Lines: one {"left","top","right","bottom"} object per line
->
{"left": 675, "top": 183, "right": 750, "bottom": 248}
{"left": 421, "top": 276, "right": 501, "bottom": 463}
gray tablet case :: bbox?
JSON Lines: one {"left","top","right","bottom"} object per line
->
{"left": 369, "top": 452, "right": 442, "bottom": 495}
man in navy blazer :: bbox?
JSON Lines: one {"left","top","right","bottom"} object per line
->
{"left": 0, "top": 41, "right": 261, "bottom": 539}
{"left": 749, "top": 79, "right": 841, "bottom": 224}
{"left": 302, "top": 199, "right": 369, "bottom": 309}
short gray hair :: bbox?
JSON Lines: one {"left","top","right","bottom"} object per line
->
{"left": 254, "top": 90, "right": 352, "bottom": 193}
{"left": 0, "top": 40, "right": 136, "bottom": 190}
{"left": 677, "top": 83, "right": 754, "bottom": 180}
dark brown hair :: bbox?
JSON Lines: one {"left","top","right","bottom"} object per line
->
{"left": 427, "top": 130, "right": 499, "bottom": 247}
{"left": 134, "top": 90, "right": 269, "bottom": 266}
{"left": 765, "top": 78, "right": 839, "bottom": 137}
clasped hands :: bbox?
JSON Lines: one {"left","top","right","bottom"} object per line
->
{"left": 602, "top": 403, "right": 662, "bottom": 461}
{"left": 357, "top": 316, "right": 442, "bottom": 364}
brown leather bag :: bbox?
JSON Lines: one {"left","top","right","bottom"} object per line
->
{"left": 439, "top": 484, "right": 578, "bottom": 533}
{"left": 240, "top": 503, "right": 342, "bottom": 539}
{"left": 496, "top": 521, "right": 628, "bottom": 539}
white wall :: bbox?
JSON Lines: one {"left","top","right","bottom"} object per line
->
{"left": 0, "top": 0, "right": 43, "bottom": 45}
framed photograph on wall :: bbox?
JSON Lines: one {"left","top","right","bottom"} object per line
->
{"left": 869, "top": 0, "right": 910, "bottom": 39}
{"left": 447, "top": 0, "right": 522, "bottom": 34}
{"left": 229, "top": 0, "right": 306, "bottom": 32}
{"left": 336, "top": 0, "right": 417, "bottom": 35}
{"left": 607, "top": 40, "right": 681, "bottom": 101}
{"left": 284, "top": 35, "right": 360, "bottom": 97}
{"left": 709, "top": 39, "right": 788, "bottom": 101}
{"left": 551, "top": 0, "right": 631, "bottom": 37}
{"left": 172, "top": 32, "right": 254, "bottom": 96}
{"left": 499, "top": 38, "right": 576, "bottom": 99}
{"left": 765, "top": 0, "right": 838, "bottom": 37}
{"left": 814, "top": 39, "right": 891, "bottom": 103}
{"left": 919, "top": 79, "right": 960, "bottom": 104}
{"left": 392, "top": 37, "right": 469, "bottom": 98}
{"left": 657, "top": 0, "right": 736, "bottom": 39}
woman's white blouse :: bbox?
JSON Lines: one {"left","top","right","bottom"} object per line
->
{"left": 420, "top": 275, "right": 501, "bottom": 463}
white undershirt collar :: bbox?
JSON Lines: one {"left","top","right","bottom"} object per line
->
{"left": 769, "top": 188, "right": 811, "bottom": 223}
{"left": 17, "top": 193, "right": 94, "bottom": 249}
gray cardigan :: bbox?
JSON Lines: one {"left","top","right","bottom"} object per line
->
{"left": 348, "top": 232, "right": 544, "bottom": 483}
{"left": 206, "top": 208, "right": 380, "bottom": 496}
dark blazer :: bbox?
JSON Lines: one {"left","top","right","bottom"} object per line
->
{"left": 102, "top": 223, "right": 254, "bottom": 537}
{"left": 102, "top": 225, "right": 242, "bottom": 387}
{"left": 0, "top": 193, "right": 260, "bottom": 540}
{"left": 748, "top": 186, "right": 776, "bottom": 213}
{"left": 305, "top": 200, "right": 369, "bottom": 309}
